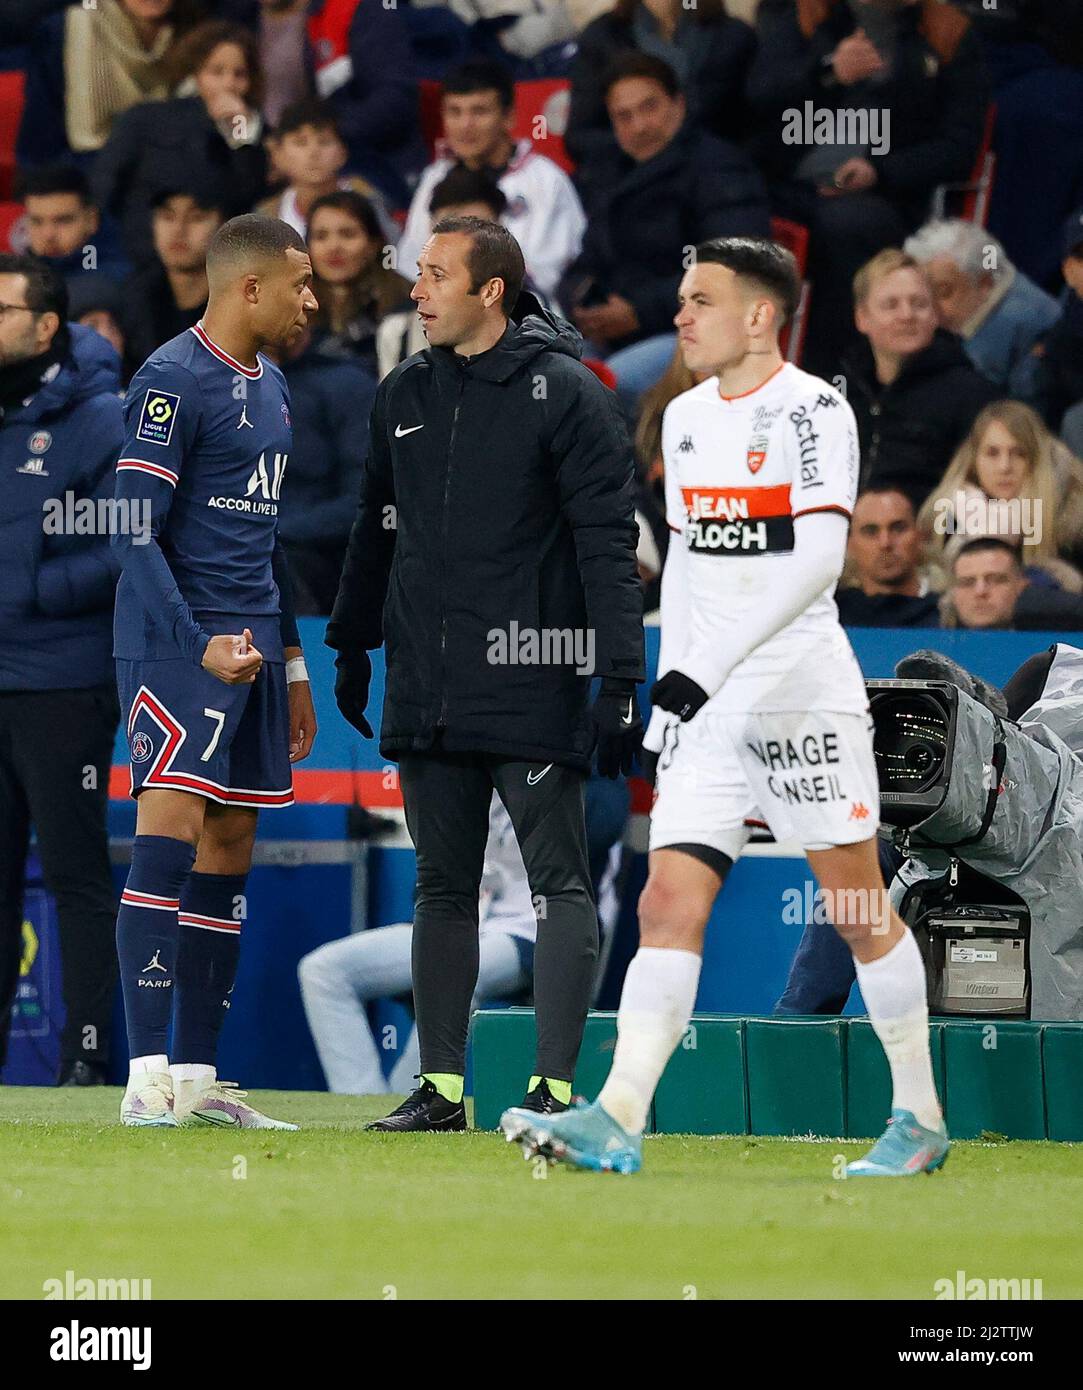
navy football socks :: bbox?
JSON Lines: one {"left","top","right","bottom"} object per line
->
{"left": 116, "top": 835, "right": 196, "bottom": 1060}
{"left": 173, "top": 872, "right": 245, "bottom": 1066}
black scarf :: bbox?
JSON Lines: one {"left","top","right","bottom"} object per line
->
{"left": 0, "top": 329, "right": 70, "bottom": 415}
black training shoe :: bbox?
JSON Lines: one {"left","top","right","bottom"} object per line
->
{"left": 515, "top": 1079, "right": 569, "bottom": 1116}
{"left": 365, "top": 1080, "right": 466, "bottom": 1132}
{"left": 57, "top": 1060, "right": 107, "bottom": 1087}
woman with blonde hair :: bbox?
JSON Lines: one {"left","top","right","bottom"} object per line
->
{"left": 918, "top": 400, "right": 1083, "bottom": 590}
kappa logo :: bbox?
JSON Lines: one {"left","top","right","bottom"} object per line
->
{"left": 130, "top": 731, "right": 153, "bottom": 763}
{"left": 849, "top": 802, "right": 871, "bottom": 821}
{"left": 676, "top": 435, "right": 695, "bottom": 454}
{"left": 814, "top": 393, "right": 840, "bottom": 411}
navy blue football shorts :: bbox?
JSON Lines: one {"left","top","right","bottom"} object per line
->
{"left": 117, "top": 656, "right": 293, "bottom": 808}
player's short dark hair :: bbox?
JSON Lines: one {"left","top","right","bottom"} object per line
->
{"left": 952, "top": 537, "right": 1023, "bottom": 572}
{"left": 430, "top": 215, "right": 524, "bottom": 313}
{"left": 602, "top": 51, "right": 681, "bottom": 101}
{"left": 273, "top": 97, "right": 343, "bottom": 143}
{"left": 206, "top": 215, "right": 308, "bottom": 277}
{"left": 0, "top": 252, "right": 68, "bottom": 320}
{"left": 307, "top": 190, "right": 384, "bottom": 244}
{"left": 15, "top": 164, "right": 93, "bottom": 205}
{"left": 429, "top": 167, "right": 507, "bottom": 219}
{"left": 693, "top": 236, "right": 801, "bottom": 327}
{"left": 442, "top": 59, "right": 515, "bottom": 112}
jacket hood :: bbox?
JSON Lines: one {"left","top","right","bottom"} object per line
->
{"left": 17, "top": 323, "right": 122, "bottom": 421}
{"left": 433, "top": 290, "right": 583, "bottom": 384}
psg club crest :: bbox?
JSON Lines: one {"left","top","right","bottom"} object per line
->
{"left": 130, "top": 731, "right": 153, "bottom": 763}
{"left": 281, "top": 402, "right": 291, "bottom": 428}
{"left": 747, "top": 435, "right": 768, "bottom": 474}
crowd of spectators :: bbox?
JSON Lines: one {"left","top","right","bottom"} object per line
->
{"left": 2, "top": 0, "right": 1083, "bottom": 615}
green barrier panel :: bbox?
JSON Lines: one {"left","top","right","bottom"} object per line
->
{"left": 746, "top": 1018, "right": 846, "bottom": 1137}
{"left": 471, "top": 1009, "right": 621, "bottom": 1131}
{"left": 571, "top": 1012, "right": 619, "bottom": 1107}
{"left": 1041, "top": 1026, "right": 1083, "bottom": 1142}
{"left": 654, "top": 1018, "right": 747, "bottom": 1136}
{"left": 846, "top": 1019, "right": 947, "bottom": 1138}
{"left": 942, "top": 1020, "right": 1046, "bottom": 1140}
{"left": 471, "top": 1007, "right": 537, "bottom": 1131}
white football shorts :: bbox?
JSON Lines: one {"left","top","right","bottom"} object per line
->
{"left": 649, "top": 707, "right": 880, "bottom": 860}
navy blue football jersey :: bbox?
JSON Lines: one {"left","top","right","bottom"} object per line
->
{"left": 114, "top": 323, "right": 296, "bottom": 663}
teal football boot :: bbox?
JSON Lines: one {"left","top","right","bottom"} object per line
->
{"left": 847, "top": 1108, "right": 950, "bottom": 1177}
{"left": 500, "top": 1097, "right": 642, "bottom": 1174}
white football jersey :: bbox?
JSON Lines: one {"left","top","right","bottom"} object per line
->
{"left": 661, "top": 362, "right": 868, "bottom": 715}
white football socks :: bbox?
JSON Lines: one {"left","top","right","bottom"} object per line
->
{"left": 854, "top": 929, "right": 942, "bottom": 1131}
{"left": 128, "top": 1054, "right": 169, "bottom": 1079}
{"left": 170, "top": 1062, "right": 216, "bottom": 1104}
{"left": 598, "top": 947, "right": 702, "bottom": 1136}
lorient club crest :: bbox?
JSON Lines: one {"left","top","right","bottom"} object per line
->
{"left": 747, "top": 434, "right": 768, "bottom": 474}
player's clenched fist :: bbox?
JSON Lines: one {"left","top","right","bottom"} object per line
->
{"left": 202, "top": 629, "right": 263, "bottom": 685}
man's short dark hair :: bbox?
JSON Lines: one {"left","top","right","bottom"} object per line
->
{"left": 952, "top": 537, "right": 1023, "bottom": 572}
{"left": 206, "top": 215, "right": 308, "bottom": 278}
{"left": 429, "top": 167, "right": 507, "bottom": 220}
{"left": 693, "top": 237, "right": 801, "bottom": 327}
{"left": 273, "top": 97, "right": 343, "bottom": 143}
{"left": 602, "top": 52, "right": 681, "bottom": 101}
{"left": 149, "top": 184, "right": 227, "bottom": 217}
{"left": 442, "top": 59, "right": 515, "bottom": 112}
{"left": 15, "top": 164, "right": 93, "bottom": 206}
{"left": 430, "top": 216, "right": 524, "bottom": 313}
{"left": 0, "top": 252, "right": 68, "bottom": 320}
{"left": 855, "top": 486, "right": 917, "bottom": 518}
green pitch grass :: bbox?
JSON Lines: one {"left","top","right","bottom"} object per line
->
{"left": 1, "top": 1088, "right": 1078, "bottom": 1300}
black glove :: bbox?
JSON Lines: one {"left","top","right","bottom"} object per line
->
{"left": 334, "top": 651, "right": 373, "bottom": 738}
{"left": 639, "top": 746, "right": 659, "bottom": 790}
{"left": 591, "top": 677, "right": 643, "bottom": 779}
{"left": 651, "top": 670, "right": 708, "bottom": 722}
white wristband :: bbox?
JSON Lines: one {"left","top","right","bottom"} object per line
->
{"left": 285, "top": 657, "right": 309, "bottom": 685}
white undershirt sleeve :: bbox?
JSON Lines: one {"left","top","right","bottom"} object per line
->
{"left": 677, "top": 509, "right": 851, "bottom": 700}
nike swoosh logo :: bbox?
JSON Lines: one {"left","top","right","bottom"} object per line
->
{"left": 526, "top": 763, "right": 553, "bottom": 786}
{"left": 395, "top": 423, "right": 424, "bottom": 437}
{"left": 621, "top": 699, "right": 635, "bottom": 726}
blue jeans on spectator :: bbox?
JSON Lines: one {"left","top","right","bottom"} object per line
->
{"left": 605, "top": 333, "right": 677, "bottom": 415}
{"left": 774, "top": 916, "right": 856, "bottom": 1015}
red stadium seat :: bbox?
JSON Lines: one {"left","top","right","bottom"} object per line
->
{"left": 416, "top": 78, "right": 574, "bottom": 173}
{"left": 0, "top": 200, "right": 26, "bottom": 253}
{"left": 512, "top": 79, "right": 573, "bottom": 174}
{"left": 931, "top": 104, "right": 997, "bottom": 225}
{"left": 770, "top": 216, "right": 812, "bottom": 366}
{"left": 0, "top": 70, "right": 25, "bottom": 201}
{"left": 583, "top": 357, "right": 617, "bottom": 390}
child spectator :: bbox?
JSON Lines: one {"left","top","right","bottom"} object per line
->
{"left": 257, "top": 98, "right": 397, "bottom": 242}
{"left": 92, "top": 20, "right": 268, "bottom": 267}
